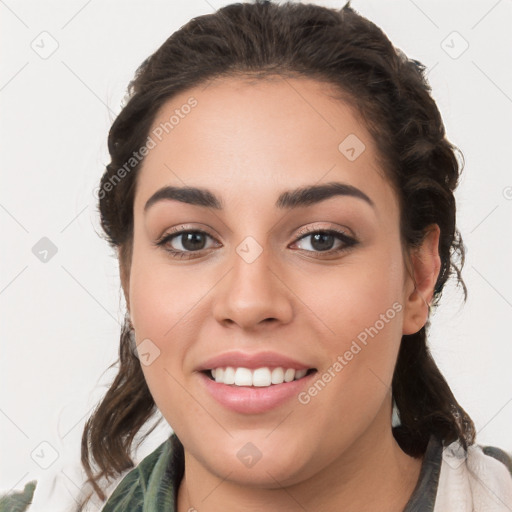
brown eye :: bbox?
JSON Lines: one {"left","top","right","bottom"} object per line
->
{"left": 174, "top": 231, "right": 208, "bottom": 251}
{"left": 292, "top": 229, "right": 358, "bottom": 255}
{"left": 155, "top": 230, "right": 220, "bottom": 258}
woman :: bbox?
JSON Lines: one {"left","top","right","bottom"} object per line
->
{"left": 70, "top": 1, "right": 512, "bottom": 510}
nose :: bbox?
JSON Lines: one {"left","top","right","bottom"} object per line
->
{"left": 212, "top": 242, "right": 294, "bottom": 331}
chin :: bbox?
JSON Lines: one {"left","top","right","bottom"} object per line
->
{"left": 212, "top": 456, "right": 310, "bottom": 488}
{"left": 206, "top": 436, "right": 312, "bottom": 485}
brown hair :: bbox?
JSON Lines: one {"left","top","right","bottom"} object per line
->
{"left": 78, "top": 0, "right": 475, "bottom": 507}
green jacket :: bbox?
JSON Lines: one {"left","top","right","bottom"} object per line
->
{"left": 101, "top": 434, "right": 184, "bottom": 511}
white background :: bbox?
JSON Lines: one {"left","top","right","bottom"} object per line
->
{"left": 1, "top": 0, "right": 511, "bottom": 510}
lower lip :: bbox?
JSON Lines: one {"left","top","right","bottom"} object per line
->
{"left": 198, "top": 371, "right": 317, "bottom": 414}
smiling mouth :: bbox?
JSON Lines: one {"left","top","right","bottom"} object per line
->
{"left": 201, "top": 367, "right": 317, "bottom": 387}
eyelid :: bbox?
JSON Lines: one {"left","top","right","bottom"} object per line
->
{"left": 290, "top": 225, "right": 358, "bottom": 256}
{"left": 155, "top": 223, "right": 217, "bottom": 242}
{"left": 154, "top": 222, "right": 359, "bottom": 258}
{"left": 155, "top": 223, "right": 354, "bottom": 244}
{"left": 294, "top": 222, "right": 355, "bottom": 239}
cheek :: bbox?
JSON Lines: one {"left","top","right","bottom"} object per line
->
{"left": 295, "top": 249, "right": 405, "bottom": 412}
{"left": 300, "top": 248, "right": 405, "bottom": 345}
{"left": 129, "top": 264, "right": 196, "bottom": 432}
{"left": 129, "top": 245, "right": 204, "bottom": 339}
{"left": 128, "top": 245, "right": 215, "bottom": 425}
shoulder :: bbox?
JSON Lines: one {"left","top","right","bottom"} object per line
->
{"left": 480, "top": 444, "right": 512, "bottom": 477}
{"left": 101, "top": 436, "right": 177, "bottom": 512}
{"left": 436, "top": 439, "right": 512, "bottom": 509}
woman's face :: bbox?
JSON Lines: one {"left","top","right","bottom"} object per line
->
{"left": 127, "top": 76, "right": 429, "bottom": 486}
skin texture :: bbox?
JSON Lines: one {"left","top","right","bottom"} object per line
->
{"left": 122, "top": 76, "right": 441, "bottom": 512}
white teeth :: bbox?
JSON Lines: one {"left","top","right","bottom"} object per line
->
{"left": 234, "top": 367, "right": 252, "bottom": 386}
{"left": 271, "top": 367, "right": 284, "bottom": 384}
{"left": 209, "top": 366, "right": 311, "bottom": 387}
{"left": 284, "top": 368, "right": 295, "bottom": 382}
{"left": 223, "top": 366, "right": 236, "bottom": 384}
{"left": 215, "top": 367, "right": 224, "bottom": 382}
{"left": 252, "top": 368, "right": 271, "bottom": 387}
{"left": 295, "top": 369, "right": 307, "bottom": 379}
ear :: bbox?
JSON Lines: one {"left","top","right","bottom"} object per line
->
{"left": 118, "top": 246, "right": 131, "bottom": 316}
{"left": 402, "top": 224, "right": 441, "bottom": 335}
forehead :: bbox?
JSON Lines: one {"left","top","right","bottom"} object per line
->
{"left": 134, "top": 75, "right": 395, "bottom": 216}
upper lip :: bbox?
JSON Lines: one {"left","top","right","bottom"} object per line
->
{"left": 196, "top": 350, "right": 316, "bottom": 372}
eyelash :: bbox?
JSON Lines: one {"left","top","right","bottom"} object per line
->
{"left": 154, "top": 225, "right": 359, "bottom": 260}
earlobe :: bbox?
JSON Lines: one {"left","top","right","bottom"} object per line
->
{"left": 402, "top": 224, "right": 441, "bottom": 335}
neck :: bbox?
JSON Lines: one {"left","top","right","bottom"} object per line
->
{"left": 177, "top": 411, "right": 423, "bottom": 512}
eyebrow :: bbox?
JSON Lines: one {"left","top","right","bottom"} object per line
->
{"left": 144, "top": 181, "right": 375, "bottom": 213}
